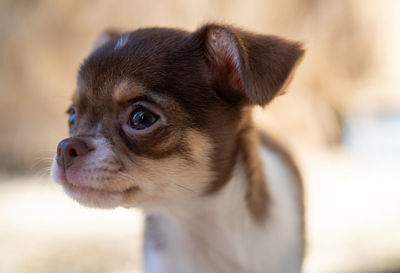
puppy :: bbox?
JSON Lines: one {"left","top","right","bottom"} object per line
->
{"left": 51, "top": 23, "right": 305, "bottom": 273}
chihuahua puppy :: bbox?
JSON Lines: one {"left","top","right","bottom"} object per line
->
{"left": 51, "top": 23, "right": 304, "bottom": 273}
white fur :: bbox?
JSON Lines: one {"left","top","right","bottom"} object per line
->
{"left": 143, "top": 144, "right": 303, "bottom": 273}
{"left": 93, "top": 32, "right": 113, "bottom": 50}
{"left": 114, "top": 34, "right": 129, "bottom": 50}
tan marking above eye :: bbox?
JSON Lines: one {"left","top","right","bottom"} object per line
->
{"left": 113, "top": 80, "right": 145, "bottom": 103}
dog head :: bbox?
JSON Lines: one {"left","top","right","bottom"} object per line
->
{"left": 51, "top": 24, "right": 303, "bottom": 209}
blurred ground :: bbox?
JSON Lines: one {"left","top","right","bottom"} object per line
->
{"left": 1, "top": 0, "right": 400, "bottom": 272}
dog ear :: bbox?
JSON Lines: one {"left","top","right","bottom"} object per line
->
{"left": 93, "top": 29, "right": 122, "bottom": 51}
{"left": 196, "top": 24, "right": 304, "bottom": 106}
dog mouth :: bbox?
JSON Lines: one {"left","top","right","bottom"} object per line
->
{"left": 61, "top": 179, "right": 138, "bottom": 196}
{"left": 52, "top": 164, "right": 139, "bottom": 206}
{"left": 60, "top": 177, "right": 140, "bottom": 208}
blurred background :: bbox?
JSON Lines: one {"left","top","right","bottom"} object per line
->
{"left": 0, "top": 0, "right": 399, "bottom": 272}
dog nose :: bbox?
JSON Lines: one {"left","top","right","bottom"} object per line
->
{"left": 56, "top": 138, "right": 89, "bottom": 168}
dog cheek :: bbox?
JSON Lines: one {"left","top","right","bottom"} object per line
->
{"left": 127, "top": 158, "right": 208, "bottom": 200}
{"left": 127, "top": 130, "right": 215, "bottom": 201}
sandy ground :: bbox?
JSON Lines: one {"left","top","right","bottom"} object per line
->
{"left": 1, "top": 150, "right": 400, "bottom": 273}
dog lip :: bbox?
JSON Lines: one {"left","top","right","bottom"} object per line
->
{"left": 61, "top": 178, "right": 138, "bottom": 195}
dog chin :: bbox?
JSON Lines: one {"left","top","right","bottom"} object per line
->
{"left": 61, "top": 180, "right": 122, "bottom": 208}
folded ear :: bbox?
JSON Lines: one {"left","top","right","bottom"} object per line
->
{"left": 93, "top": 29, "right": 122, "bottom": 51}
{"left": 197, "top": 24, "right": 304, "bottom": 106}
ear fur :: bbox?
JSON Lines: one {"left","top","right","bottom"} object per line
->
{"left": 198, "top": 24, "right": 304, "bottom": 106}
{"left": 93, "top": 29, "right": 122, "bottom": 51}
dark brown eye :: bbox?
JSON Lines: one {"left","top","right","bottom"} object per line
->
{"left": 129, "top": 107, "right": 159, "bottom": 130}
{"left": 67, "top": 106, "right": 77, "bottom": 126}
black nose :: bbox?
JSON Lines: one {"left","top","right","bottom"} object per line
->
{"left": 56, "top": 138, "right": 89, "bottom": 168}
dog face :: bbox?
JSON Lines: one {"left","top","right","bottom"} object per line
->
{"left": 51, "top": 24, "right": 303, "bottom": 209}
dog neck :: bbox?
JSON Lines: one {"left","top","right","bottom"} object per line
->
{"left": 143, "top": 152, "right": 260, "bottom": 272}
{"left": 141, "top": 129, "right": 304, "bottom": 273}
{"left": 141, "top": 126, "right": 279, "bottom": 272}
{"left": 147, "top": 150, "right": 253, "bottom": 220}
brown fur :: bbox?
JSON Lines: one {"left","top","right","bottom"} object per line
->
{"left": 239, "top": 115, "right": 270, "bottom": 222}
{"left": 56, "top": 23, "right": 304, "bottom": 221}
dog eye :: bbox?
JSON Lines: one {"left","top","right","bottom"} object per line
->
{"left": 129, "top": 107, "right": 159, "bottom": 130}
{"left": 66, "top": 106, "right": 77, "bottom": 126}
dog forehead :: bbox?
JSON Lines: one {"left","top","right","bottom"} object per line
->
{"left": 80, "top": 28, "right": 190, "bottom": 76}
{"left": 77, "top": 28, "right": 200, "bottom": 98}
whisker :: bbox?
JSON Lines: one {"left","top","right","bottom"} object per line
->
{"left": 117, "top": 171, "right": 136, "bottom": 182}
{"left": 34, "top": 166, "right": 52, "bottom": 178}
{"left": 31, "top": 157, "right": 54, "bottom": 170}
{"left": 118, "top": 171, "right": 193, "bottom": 194}
{"left": 174, "top": 183, "right": 195, "bottom": 193}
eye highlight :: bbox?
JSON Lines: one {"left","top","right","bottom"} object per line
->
{"left": 129, "top": 107, "right": 159, "bottom": 130}
{"left": 66, "top": 105, "right": 77, "bottom": 127}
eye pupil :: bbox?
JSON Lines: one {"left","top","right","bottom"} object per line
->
{"left": 130, "top": 108, "right": 158, "bottom": 130}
